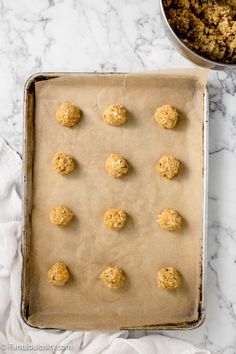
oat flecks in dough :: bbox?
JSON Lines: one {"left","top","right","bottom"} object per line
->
{"left": 103, "top": 105, "right": 127, "bottom": 126}
{"left": 157, "top": 208, "right": 182, "bottom": 231}
{"left": 99, "top": 266, "right": 126, "bottom": 289}
{"left": 50, "top": 206, "right": 74, "bottom": 227}
{"left": 157, "top": 267, "right": 181, "bottom": 289}
{"left": 104, "top": 208, "right": 127, "bottom": 230}
{"left": 157, "top": 156, "right": 180, "bottom": 179}
{"left": 48, "top": 262, "right": 70, "bottom": 286}
{"left": 163, "top": 0, "right": 236, "bottom": 64}
{"left": 56, "top": 103, "right": 80, "bottom": 127}
{"left": 105, "top": 153, "right": 129, "bottom": 178}
{"left": 155, "top": 105, "right": 178, "bottom": 129}
{"left": 53, "top": 153, "right": 75, "bottom": 175}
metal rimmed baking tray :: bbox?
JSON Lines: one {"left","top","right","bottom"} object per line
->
{"left": 21, "top": 71, "right": 208, "bottom": 330}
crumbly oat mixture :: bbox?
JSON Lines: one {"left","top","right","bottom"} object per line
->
{"left": 48, "top": 262, "right": 70, "bottom": 286}
{"left": 99, "top": 266, "right": 126, "bottom": 289}
{"left": 105, "top": 153, "right": 129, "bottom": 178}
{"left": 53, "top": 152, "right": 75, "bottom": 175}
{"left": 50, "top": 206, "right": 74, "bottom": 227}
{"left": 157, "top": 208, "right": 183, "bottom": 231}
{"left": 56, "top": 103, "right": 80, "bottom": 127}
{"left": 157, "top": 267, "right": 181, "bottom": 289}
{"left": 103, "top": 105, "right": 127, "bottom": 126}
{"left": 155, "top": 105, "right": 178, "bottom": 129}
{"left": 104, "top": 208, "right": 127, "bottom": 230}
{"left": 156, "top": 156, "right": 181, "bottom": 179}
{"left": 163, "top": 0, "right": 236, "bottom": 64}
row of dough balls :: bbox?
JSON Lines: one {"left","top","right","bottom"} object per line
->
{"left": 50, "top": 206, "right": 183, "bottom": 231}
{"left": 53, "top": 152, "right": 181, "bottom": 180}
{"left": 48, "top": 262, "right": 181, "bottom": 289}
{"left": 56, "top": 103, "right": 179, "bottom": 129}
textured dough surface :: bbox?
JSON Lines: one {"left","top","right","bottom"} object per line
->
{"left": 99, "top": 266, "right": 126, "bottom": 289}
{"left": 50, "top": 206, "right": 74, "bottom": 227}
{"left": 104, "top": 208, "right": 127, "bottom": 230}
{"left": 105, "top": 153, "right": 129, "bottom": 177}
{"left": 103, "top": 105, "right": 127, "bottom": 126}
{"left": 157, "top": 208, "right": 183, "bottom": 231}
{"left": 48, "top": 262, "right": 70, "bottom": 286}
{"left": 53, "top": 153, "right": 75, "bottom": 175}
{"left": 56, "top": 103, "right": 80, "bottom": 127}
{"left": 157, "top": 267, "right": 181, "bottom": 289}
{"left": 155, "top": 105, "right": 178, "bottom": 129}
{"left": 157, "top": 156, "right": 180, "bottom": 179}
{"left": 164, "top": 0, "right": 236, "bottom": 64}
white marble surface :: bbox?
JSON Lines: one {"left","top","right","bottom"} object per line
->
{"left": 0, "top": 0, "right": 235, "bottom": 353}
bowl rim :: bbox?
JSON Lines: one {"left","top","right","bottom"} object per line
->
{"left": 160, "top": 0, "right": 236, "bottom": 68}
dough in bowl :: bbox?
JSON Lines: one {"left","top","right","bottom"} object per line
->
{"left": 99, "top": 266, "right": 126, "bottom": 289}
{"left": 155, "top": 105, "right": 178, "bottom": 129}
{"left": 53, "top": 152, "right": 75, "bottom": 175}
{"left": 56, "top": 103, "right": 80, "bottom": 127}
{"left": 104, "top": 208, "right": 127, "bottom": 230}
{"left": 105, "top": 153, "right": 129, "bottom": 177}
{"left": 50, "top": 206, "right": 74, "bottom": 227}
{"left": 103, "top": 104, "right": 127, "bottom": 126}
{"left": 157, "top": 208, "right": 182, "bottom": 231}
{"left": 48, "top": 262, "right": 70, "bottom": 286}
{"left": 156, "top": 156, "right": 180, "bottom": 179}
{"left": 157, "top": 267, "right": 181, "bottom": 289}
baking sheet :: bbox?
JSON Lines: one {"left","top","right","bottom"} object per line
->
{"left": 23, "top": 71, "right": 207, "bottom": 330}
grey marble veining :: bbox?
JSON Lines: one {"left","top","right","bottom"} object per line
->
{"left": 0, "top": 0, "right": 235, "bottom": 353}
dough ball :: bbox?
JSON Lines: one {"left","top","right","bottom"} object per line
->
{"left": 103, "top": 105, "right": 127, "bottom": 126}
{"left": 157, "top": 267, "right": 181, "bottom": 289}
{"left": 105, "top": 154, "right": 129, "bottom": 178}
{"left": 155, "top": 105, "right": 178, "bottom": 129}
{"left": 156, "top": 156, "right": 180, "bottom": 179}
{"left": 157, "top": 208, "right": 182, "bottom": 231}
{"left": 104, "top": 208, "right": 127, "bottom": 230}
{"left": 56, "top": 103, "right": 80, "bottom": 127}
{"left": 50, "top": 206, "right": 74, "bottom": 227}
{"left": 99, "top": 266, "right": 125, "bottom": 289}
{"left": 53, "top": 153, "right": 75, "bottom": 175}
{"left": 48, "top": 262, "right": 70, "bottom": 286}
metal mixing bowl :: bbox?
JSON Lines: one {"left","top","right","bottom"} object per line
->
{"left": 160, "top": 0, "right": 236, "bottom": 70}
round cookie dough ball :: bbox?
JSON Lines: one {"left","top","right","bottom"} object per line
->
{"left": 157, "top": 267, "right": 181, "bottom": 289}
{"left": 104, "top": 208, "right": 127, "bottom": 230}
{"left": 157, "top": 208, "right": 182, "bottom": 231}
{"left": 56, "top": 103, "right": 80, "bottom": 127}
{"left": 48, "top": 261, "right": 70, "bottom": 286}
{"left": 103, "top": 105, "right": 127, "bottom": 126}
{"left": 105, "top": 154, "right": 129, "bottom": 178}
{"left": 99, "top": 266, "right": 125, "bottom": 289}
{"left": 53, "top": 153, "right": 75, "bottom": 175}
{"left": 50, "top": 206, "right": 74, "bottom": 227}
{"left": 155, "top": 105, "right": 178, "bottom": 129}
{"left": 156, "top": 156, "right": 180, "bottom": 179}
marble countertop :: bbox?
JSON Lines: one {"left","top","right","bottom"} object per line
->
{"left": 0, "top": 1, "right": 235, "bottom": 353}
